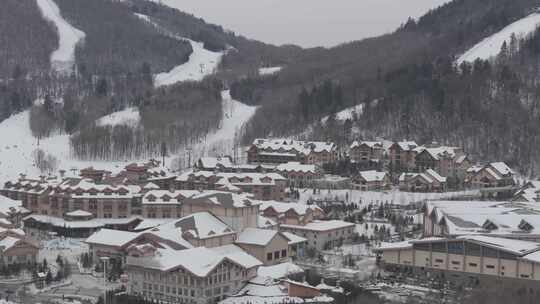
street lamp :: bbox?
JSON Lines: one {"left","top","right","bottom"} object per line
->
{"left": 100, "top": 256, "right": 110, "bottom": 304}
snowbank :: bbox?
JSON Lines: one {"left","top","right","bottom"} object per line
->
{"left": 457, "top": 13, "right": 540, "bottom": 64}
{"left": 36, "top": 0, "right": 86, "bottom": 73}
{"left": 321, "top": 103, "right": 364, "bottom": 123}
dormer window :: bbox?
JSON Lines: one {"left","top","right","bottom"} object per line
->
{"left": 519, "top": 220, "right": 534, "bottom": 232}
{"left": 147, "top": 195, "right": 156, "bottom": 202}
{"left": 162, "top": 195, "right": 171, "bottom": 202}
{"left": 482, "top": 220, "right": 498, "bottom": 231}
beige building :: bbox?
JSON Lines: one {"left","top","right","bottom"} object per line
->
{"left": 0, "top": 234, "right": 39, "bottom": 266}
{"left": 247, "top": 139, "right": 337, "bottom": 165}
{"left": 236, "top": 228, "right": 291, "bottom": 266}
{"left": 176, "top": 171, "right": 287, "bottom": 201}
{"left": 349, "top": 141, "right": 384, "bottom": 165}
{"left": 275, "top": 162, "right": 321, "bottom": 188}
{"left": 398, "top": 169, "right": 447, "bottom": 192}
{"left": 280, "top": 220, "right": 355, "bottom": 251}
{"left": 375, "top": 235, "right": 540, "bottom": 283}
{"left": 259, "top": 201, "right": 324, "bottom": 226}
{"left": 126, "top": 244, "right": 262, "bottom": 304}
{"left": 353, "top": 170, "right": 391, "bottom": 191}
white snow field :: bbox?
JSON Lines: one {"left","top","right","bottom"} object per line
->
{"left": 96, "top": 107, "right": 140, "bottom": 127}
{"left": 457, "top": 13, "right": 540, "bottom": 65}
{"left": 133, "top": 13, "right": 223, "bottom": 87}
{"left": 36, "top": 0, "right": 85, "bottom": 73}
{"left": 321, "top": 103, "right": 365, "bottom": 124}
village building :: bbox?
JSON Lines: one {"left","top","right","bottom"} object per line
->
{"left": 85, "top": 212, "right": 237, "bottom": 263}
{"left": 45, "top": 178, "right": 142, "bottom": 218}
{"left": 398, "top": 169, "right": 447, "bottom": 192}
{"left": 247, "top": 139, "right": 337, "bottom": 165}
{"left": 374, "top": 235, "right": 540, "bottom": 284}
{"left": 275, "top": 162, "right": 321, "bottom": 188}
{"left": 280, "top": 220, "right": 355, "bottom": 251}
{"left": 388, "top": 141, "right": 418, "bottom": 172}
{"left": 513, "top": 181, "right": 540, "bottom": 203}
{"left": 413, "top": 146, "right": 468, "bottom": 175}
{"left": 125, "top": 244, "right": 262, "bottom": 304}
{"left": 141, "top": 190, "right": 200, "bottom": 219}
{"left": 352, "top": 170, "right": 390, "bottom": 191}
{"left": 466, "top": 162, "right": 516, "bottom": 189}
{"left": 196, "top": 157, "right": 234, "bottom": 172}
{"left": 0, "top": 195, "right": 30, "bottom": 227}
{"left": 349, "top": 141, "right": 385, "bottom": 166}
{"left": 259, "top": 201, "right": 325, "bottom": 226}
{"left": 1, "top": 177, "right": 57, "bottom": 215}
{"left": 176, "top": 171, "right": 287, "bottom": 201}
{"left": 236, "top": 228, "right": 292, "bottom": 266}
{"left": 0, "top": 234, "right": 39, "bottom": 267}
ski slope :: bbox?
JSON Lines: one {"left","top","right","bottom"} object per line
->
{"left": 321, "top": 103, "right": 365, "bottom": 123}
{"left": 133, "top": 13, "right": 223, "bottom": 87}
{"left": 457, "top": 13, "right": 540, "bottom": 65}
{"left": 36, "top": 0, "right": 85, "bottom": 74}
{"left": 259, "top": 66, "right": 282, "bottom": 76}
{"left": 189, "top": 90, "right": 257, "bottom": 160}
{"left": 155, "top": 39, "right": 223, "bottom": 86}
{"left": 96, "top": 107, "right": 140, "bottom": 127}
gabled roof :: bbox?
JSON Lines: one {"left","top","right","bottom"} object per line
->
{"left": 236, "top": 228, "right": 285, "bottom": 246}
{"left": 357, "top": 170, "right": 387, "bottom": 182}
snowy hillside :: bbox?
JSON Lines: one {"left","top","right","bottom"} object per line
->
{"left": 259, "top": 66, "right": 282, "bottom": 76}
{"left": 134, "top": 13, "right": 223, "bottom": 87}
{"left": 0, "top": 91, "right": 255, "bottom": 183}
{"left": 36, "top": 0, "right": 85, "bottom": 73}
{"left": 457, "top": 13, "right": 540, "bottom": 64}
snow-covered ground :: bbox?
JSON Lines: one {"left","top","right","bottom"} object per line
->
{"left": 134, "top": 13, "right": 223, "bottom": 87}
{"left": 259, "top": 66, "right": 282, "bottom": 76}
{"left": 96, "top": 107, "right": 140, "bottom": 127}
{"left": 457, "top": 12, "right": 540, "bottom": 64}
{"left": 298, "top": 188, "right": 480, "bottom": 206}
{"left": 36, "top": 0, "right": 85, "bottom": 74}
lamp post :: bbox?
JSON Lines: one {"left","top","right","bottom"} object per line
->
{"left": 100, "top": 256, "right": 110, "bottom": 304}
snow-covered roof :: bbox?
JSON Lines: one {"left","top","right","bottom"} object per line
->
{"left": 0, "top": 236, "right": 20, "bottom": 252}
{"left": 252, "top": 139, "right": 336, "bottom": 155}
{"left": 257, "top": 216, "right": 277, "bottom": 229}
{"left": 0, "top": 195, "right": 27, "bottom": 216}
{"left": 276, "top": 162, "right": 317, "bottom": 174}
{"left": 350, "top": 141, "right": 382, "bottom": 149}
{"left": 358, "top": 170, "right": 387, "bottom": 182}
{"left": 153, "top": 212, "right": 234, "bottom": 240}
{"left": 392, "top": 141, "right": 417, "bottom": 151}
{"left": 142, "top": 190, "right": 200, "bottom": 205}
{"left": 414, "top": 146, "right": 460, "bottom": 160}
{"left": 257, "top": 262, "right": 304, "bottom": 279}
{"left": 375, "top": 240, "right": 413, "bottom": 251}
{"left": 143, "top": 182, "right": 160, "bottom": 190}
{"left": 282, "top": 232, "right": 307, "bottom": 245}
{"left": 177, "top": 170, "right": 286, "bottom": 186}
{"left": 489, "top": 162, "right": 514, "bottom": 176}
{"left": 186, "top": 191, "right": 261, "bottom": 208}
{"left": 24, "top": 214, "right": 140, "bottom": 229}
{"left": 65, "top": 209, "right": 93, "bottom": 217}
{"left": 236, "top": 228, "right": 282, "bottom": 246}
{"left": 126, "top": 244, "right": 262, "bottom": 277}
{"left": 456, "top": 235, "right": 540, "bottom": 255}
{"left": 85, "top": 229, "right": 140, "bottom": 247}
{"left": 198, "top": 157, "right": 233, "bottom": 169}
{"left": 281, "top": 220, "right": 355, "bottom": 232}
{"left": 219, "top": 277, "right": 332, "bottom": 304}
{"left": 425, "top": 169, "right": 446, "bottom": 183}
{"left": 260, "top": 201, "right": 322, "bottom": 216}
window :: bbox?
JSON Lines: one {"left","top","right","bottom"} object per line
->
{"left": 486, "top": 265, "right": 495, "bottom": 269}
{"left": 281, "top": 249, "right": 287, "bottom": 258}
{"left": 451, "top": 261, "right": 460, "bottom": 265}
{"left": 267, "top": 253, "right": 272, "bottom": 261}
{"left": 435, "top": 259, "right": 444, "bottom": 263}
{"left": 468, "top": 263, "right": 478, "bottom": 267}
{"left": 274, "top": 251, "right": 280, "bottom": 259}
